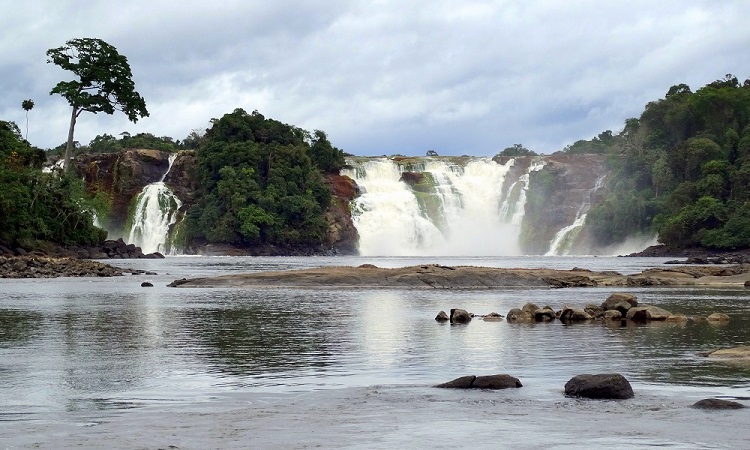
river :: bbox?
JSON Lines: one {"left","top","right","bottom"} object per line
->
{"left": 2, "top": 256, "right": 749, "bottom": 449}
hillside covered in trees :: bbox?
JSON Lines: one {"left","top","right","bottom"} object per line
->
{"left": 564, "top": 74, "right": 750, "bottom": 251}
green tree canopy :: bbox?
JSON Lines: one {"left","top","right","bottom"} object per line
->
{"left": 47, "top": 38, "right": 148, "bottom": 172}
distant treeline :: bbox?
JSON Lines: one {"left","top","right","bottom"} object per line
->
{"left": 563, "top": 74, "right": 750, "bottom": 250}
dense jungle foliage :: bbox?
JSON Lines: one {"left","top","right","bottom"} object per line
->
{"left": 0, "top": 120, "right": 105, "bottom": 250}
{"left": 566, "top": 74, "right": 750, "bottom": 250}
{"left": 183, "top": 108, "right": 345, "bottom": 249}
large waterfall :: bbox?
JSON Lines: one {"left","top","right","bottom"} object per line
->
{"left": 342, "top": 158, "right": 543, "bottom": 256}
{"left": 125, "top": 154, "right": 182, "bottom": 255}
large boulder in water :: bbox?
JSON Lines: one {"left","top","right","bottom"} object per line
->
{"left": 435, "top": 310, "right": 449, "bottom": 322}
{"left": 691, "top": 398, "right": 746, "bottom": 410}
{"left": 626, "top": 305, "right": 672, "bottom": 321}
{"left": 450, "top": 308, "right": 472, "bottom": 323}
{"left": 564, "top": 373, "right": 634, "bottom": 399}
{"left": 436, "top": 374, "right": 522, "bottom": 389}
{"left": 602, "top": 293, "right": 638, "bottom": 311}
{"left": 559, "top": 306, "right": 593, "bottom": 322}
{"left": 506, "top": 308, "right": 533, "bottom": 323}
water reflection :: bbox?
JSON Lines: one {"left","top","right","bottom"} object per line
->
{"left": 0, "top": 309, "right": 43, "bottom": 347}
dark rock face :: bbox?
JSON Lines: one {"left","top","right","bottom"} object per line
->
{"left": 564, "top": 373, "right": 634, "bottom": 399}
{"left": 691, "top": 399, "right": 746, "bottom": 410}
{"left": 323, "top": 174, "right": 360, "bottom": 254}
{"left": 436, "top": 374, "right": 522, "bottom": 389}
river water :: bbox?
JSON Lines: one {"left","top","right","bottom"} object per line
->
{"left": 2, "top": 256, "right": 750, "bottom": 449}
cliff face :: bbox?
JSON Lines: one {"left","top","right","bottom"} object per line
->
{"left": 77, "top": 150, "right": 359, "bottom": 254}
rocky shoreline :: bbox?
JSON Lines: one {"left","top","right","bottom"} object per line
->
{"left": 626, "top": 244, "right": 750, "bottom": 264}
{"left": 168, "top": 263, "right": 750, "bottom": 289}
{"left": 0, "top": 238, "right": 164, "bottom": 260}
{"left": 0, "top": 256, "right": 150, "bottom": 278}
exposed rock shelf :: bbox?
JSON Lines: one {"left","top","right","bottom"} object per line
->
{"left": 0, "top": 256, "right": 148, "bottom": 278}
{"left": 168, "top": 263, "right": 750, "bottom": 288}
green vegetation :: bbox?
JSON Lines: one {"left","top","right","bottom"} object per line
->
{"left": 47, "top": 38, "right": 149, "bottom": 172}
{"left": 497, "top": 143, "right": 538, "bottom": 157}
{"left": 183, "top": 108, "right": 345, "bottom": 249}
{"left": 568, "top": 74, "right": 750, "bottom": 250}
{"left": 0, "top": 121, "right": 106, "bottom": 250}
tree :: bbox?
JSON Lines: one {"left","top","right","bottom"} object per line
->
{"left": 21, "top": 99, "right": 34, "bottom": 141}
{"left": 46, "top": 38, "right": 148, "bottom": 172}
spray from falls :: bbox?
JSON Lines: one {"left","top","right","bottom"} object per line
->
{"left": 544, "top": 174, "right": 607, "bottom": 256}
{"left": 343, "top": 158, "right": 542, "bottom": 256}
{"left": 125, "top": 154, "right": 182, "bottom": 255}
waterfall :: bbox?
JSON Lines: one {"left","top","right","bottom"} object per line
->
{"left": 125, "top": 154, "right": 182, "bottom": 255}
{"left": 545, "top": 174, "right": 607, "bottom": 256}
{"left": 343, "top": 158, "right": 540, "bottom": 256}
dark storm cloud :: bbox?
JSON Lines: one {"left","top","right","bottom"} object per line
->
{"left": 1, "top": 0, "right": 749, "bottom": 155}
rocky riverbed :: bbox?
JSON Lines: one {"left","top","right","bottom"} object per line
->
{"left": 168, "top": 263, "right": 750, "bottom": 288}
{"left": 0, "top": 256, "right": 149, "bottom": 278}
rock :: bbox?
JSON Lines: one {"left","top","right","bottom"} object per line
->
{"left": 559, "top": 306, "right": 593, "bottom": 322}
{"left": 521, "top": 303, "right": 539, "bottom": 314}
{"left": 506, "top": 308, "right": 533, "bottom": 323}
{"left": 436, "top": 374, "right": 522, "bottom": 389}
{"left": 626, "top": 305, "right": 673, "bottom": 321}
{"left": 564, "top": 373, "right": 634, "bottom": 399}
{"left": 450, "top": 308, "right": 471, "bottom": 323}
{"left": 745, "top": 280, "right": 750, "bottom": 288}
{"left": 602, "top": 293, "right": 638, "bottom": 311}
{"left": 435, "top": 310, "right": 449, "bottom": 321}
{"left": 704, "top": 346, "right": 750, "bottom": 359}
{"left": 483, "top": 312, "right": 504, "bottom": 322}
{"left": 706, "top": 313, "right": 730, "bottom": 322}
{"left": 666, "top": 315, "right": 689, "bottom": 322}
{"left": 534, "top": 307, "right": 556, "bottom": 322}
{"left": 141, "top": 281, "right": 154, "bottom": 287}
{"left": 603, "top": 310, "right": 622, "bottom": 320}
{"left": 691, "top": 398, "right": 746, "bottom": 410}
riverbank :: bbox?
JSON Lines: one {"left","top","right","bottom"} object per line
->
{"left": 0, "top": 255, "right": 149, "bottom": 278}
{"left": 168, "top": 263, "right": 750, "bottom": 289}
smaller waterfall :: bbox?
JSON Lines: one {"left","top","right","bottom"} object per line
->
{"left": 125, "top": 154, "right": 182, "bottom": 255}
{"left": 545, "top": 174, "right": 607, "bottom": 255}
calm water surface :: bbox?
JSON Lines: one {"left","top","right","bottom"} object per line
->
{"left": 1, "top": 256, "right": 749, "bottom": 448}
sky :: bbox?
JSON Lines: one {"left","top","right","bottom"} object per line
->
{"left": 2, "top": 1, "right": 750, "bottom": 156}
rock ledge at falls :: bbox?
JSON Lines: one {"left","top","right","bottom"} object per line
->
{"left": 168, "top": 264, "right": 750, "bottom": 288}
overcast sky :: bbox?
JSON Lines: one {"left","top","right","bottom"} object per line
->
{"left": 2, "top": 1, "right": 750, "bottom": 156}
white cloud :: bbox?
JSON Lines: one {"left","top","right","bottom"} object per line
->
{"left": 1, "top": 0, "right": 749, "bottom": 155}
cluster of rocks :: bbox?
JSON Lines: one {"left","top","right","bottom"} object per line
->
{"left": 0, "top": 238, "right": 164, "bottom": 260}
{"left": 435, "top": 372, "right": 746, "bottom": 409}
{"left": 436, "top": 293, "right": 731, "bottom": 325}
{"left": 0, "top": 256, "right": 149, "bottom": 278}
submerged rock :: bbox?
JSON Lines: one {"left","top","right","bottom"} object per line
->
{"left": 435, "top": 310, "right": 449, "bottom": 322}
{"left": 564, "top": 373, "right": 634, "bottom": 399}
{"left": 706, "top": 313, "right": 730, "bottom": 322}
{"left": 506, "top": 308, "right": 533, "bottom": 323}
{"left": 559, "top": 306, "right": 593, "bottom": 322}
{"left": 482, "top": 312, "right": 504, "bottom": 322}
{"left": 626, "top": 305, "right": 672, "bottom": 321}
{"left": 691, "top": 398, "right": 746, "bottom": 410}
{"left": 450, "top": 308, "right": 471, "bottom": 323}
{"left": 703, "top": 346, "right": 750, "bottom": 359}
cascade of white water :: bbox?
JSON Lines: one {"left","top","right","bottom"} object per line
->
{"left": 125, "top": 154, "right": 182, "bottom": 255}
{"left": 343, "top": 158, "right": 526, "bottom": 256}
{"left": 545, "top": 174, "right": 607, "bottom": 256}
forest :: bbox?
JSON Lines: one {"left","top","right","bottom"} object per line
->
{"left": 563, "top": 74, "right": 750, "bottom": 250}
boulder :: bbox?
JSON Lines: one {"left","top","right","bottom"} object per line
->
{"left": 706, "top": 313, "right": 730, "bottom": 322}
{"left": 483, "top": 312, "right": 504, "bottom": 322}
{"left": 703, "top": 346, "right": 750, "bottom": 359}
{"left": 436, "top": 374, "right": 522, "bottom": 389}
{"left": 506, "top": 308, "right": 533, "bottom": 323}
{"left": 666, "top": 315, "right": 688, "bottom": 322}
{"left": 626, "top": 305, "right": 672, "bottom": 321}
{"left": 435, "top": 310, "right": 449, "bottom": 322}
{"left": 521, "top": 303, "right": 539, "bottom": 314}
{"left": 141, "top": 281, "right": 154, "bottom": 287}
{"left": 534, "top": 307, "right": 556, "bottom": 322}
{"left": 603, "top": 310, "right": 622, "bottom": 320}
{"left": 559, "top": 306, "right": 593, "bottom": 322}
{"left": 602, "top": 293, "right": 638, "bottom": 311}
{"left": 691, "top": 398, "right": 746, "bottom": 410}
{"left": 450, "top": 308, "right": 472, "bottom": 323}
{"left": 564, "top": 373, "right": 634, "bottom": 399}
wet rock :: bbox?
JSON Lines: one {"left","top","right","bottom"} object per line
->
{"left": 564, "top": 373, "right": 634, "bottom": 399}
{"left": 666, "top": 315, "right": 689, "bottom": 322}
{"left": 544, "top": 275, "right": 597, "bottom": 288}
{"left": 168, "top": 278, "right": 192, "bottom": 287}
{"left": 703, "top": 346, "right": 750, "bottom": 359}
{"left": 602, "top": 293, "right": 638, "bottom": 311}
{"left": 436, "top": 374, "right": 522, "bottom": 389}
{"left": 603, "top": 310, "right": 622, "bottom": 320}
{"left": 691, "top": 398, "right": 746, "bottom": 410}
{"left": 141, "top": 281, "right": 154, "bottom": 287}
{"left": 506, "top": 308, "right": 533, "bottom": 323}
{"left": 706, "top": 313, "right": 730, "bottom": 322}
{"left": 559, "top": 306, "right": 593, "bottom": 322}
{"left": 450, "top": 308, "right": 472, "bottom": 323}
{"left": 626, "top": 305, "right": 672, "bottom": 321}
{"left": 435, "top": 310, "right": 449, "bottom": 322}
{"left": 482, "top": 312, "right": 504, "bottom": 322}
{"left": 521, "top": 303, "right": 539, "bottom": 314}
{"left": 534, "top": 307, "right": 556, "bottom": 322}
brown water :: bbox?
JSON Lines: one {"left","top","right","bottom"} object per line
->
{"left": 1, "top": 256, "right": 749, "bottom": 448}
